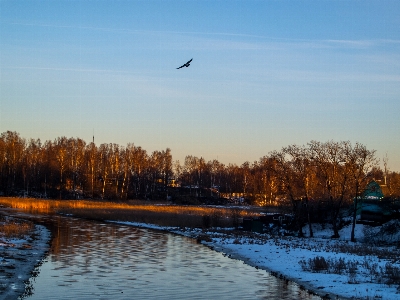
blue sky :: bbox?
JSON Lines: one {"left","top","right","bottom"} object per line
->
{"left": 1, "top": 0, "right": 400, "bottom": 170}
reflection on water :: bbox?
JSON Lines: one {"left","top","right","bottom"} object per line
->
{"left": 18, "top": 214, "right": 320, "bottom": 300}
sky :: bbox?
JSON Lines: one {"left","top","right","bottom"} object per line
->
{"left": 1, "top": 0, "right": 399, "bottom": 171}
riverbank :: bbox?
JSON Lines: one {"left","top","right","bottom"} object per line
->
{"left": 111, "top": 220, "right": 400, "bottom": 300}
{"left": 1, "top": 201, "right": 400, "bottom": 299}
{"left": 0, "top": 219, "right": 50, "bottom": 300}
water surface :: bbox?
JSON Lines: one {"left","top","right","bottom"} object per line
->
{"left": 18, "top": 214, "right": 320, "bottom": 299}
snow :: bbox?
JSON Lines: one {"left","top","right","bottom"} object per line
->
{"left": 0, "top": 224, "right": 51, "bottom": 300}
{"left": 111, "top": 220, "right": 400, "bottom": 300}
{"left": 2, "top": 213, "right": 400, "bottom": 300}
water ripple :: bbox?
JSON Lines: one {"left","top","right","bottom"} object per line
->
{"left": 21, "top": 215, "right": 320, "bottom": 300}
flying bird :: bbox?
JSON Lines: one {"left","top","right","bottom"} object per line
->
{"left": 176, "top": 58, "right": 193, "bottom": 69}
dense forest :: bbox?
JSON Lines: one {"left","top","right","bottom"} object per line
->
{"left": 1, "top": 130, "right": 400, "bottom": 206}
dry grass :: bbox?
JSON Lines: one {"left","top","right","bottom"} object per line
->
{"left": 0, "top": 215, "right": 34, "bottom": 239}
{"left": 0, "top": 197, "right": 258, "bottom": 229}
{"left": 299, "top": 255, "right": 400, "bottom": 289}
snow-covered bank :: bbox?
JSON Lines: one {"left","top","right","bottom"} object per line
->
{"left": 0, "top": 224, "right": 51, "bottom": 300}
{"left": 112, "top": 220, "right": 400, "bottom": 300}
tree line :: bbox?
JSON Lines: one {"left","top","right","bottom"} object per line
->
{"left": 2, "top": 130, "right": 400, "bottom": 239}
{"left": 1, "top": 131, "right": 400, "bottom": 201}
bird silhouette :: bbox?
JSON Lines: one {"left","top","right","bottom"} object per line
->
{"left": 176, "top": 58, "right": 193, "bottom": 69}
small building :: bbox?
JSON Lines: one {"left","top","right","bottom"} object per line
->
{"left": 356, "top": 180, "right": 395, "bottom": 223}
{"left": 242, "top": 218, "right": 264, "bottom": 233}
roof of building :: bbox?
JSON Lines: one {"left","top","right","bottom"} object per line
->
{"left": 362, "top": 180, "right": 384, "bottom": 199}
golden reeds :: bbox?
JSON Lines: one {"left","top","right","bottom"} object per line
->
{"left": 0, "top": 216, "right": 34, "bottom": 239}
{"left": 0, "top": 197, "right": 258, "bottom": 229}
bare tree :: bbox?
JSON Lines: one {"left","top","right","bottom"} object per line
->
{"left": 98, "top": 143, "right": 112, "bottom": 199}
{"left": 251, "top": 157, "right": 278, "bottom": 206}
{"left": 24, "top": 138, "right": 43, "bottom": 195}
{"left": 225, "top": 164, "right": 242, "bottom": 199}
{"left": 346, "top": 142, "right": 378, "bottom": 242}
{"left": 309, "top": 141, "right": 352, "bottom": 238}
{"left": 387, "top": 171, "right": 400, "bottom": 197}
{"left": 271, "top": 149, "right": 307, "bottom": 236}
{"left": 120, "top": 146, "right": 132, "bottom": 199}
{"left": 282, "top": 145, "right": 315, "bottom": 237}
{"left": 131, "top": 145, "right": 148, "bottom": 199}
{"left": 85, "top": 141, "right": 97, "bottom": 198}
{"left": 55, "top": 137, "right": 70, "bottom": 198}
{"left": 0, "top": 131, "right": 26, "bottom": 194}
{"left": 67, "top": 138, "right": 86, "bottom": 198}
{"left": 161, "top": 148, "right": 173, "bottom": 190}
{"left": 109, "top": 144, "right": 122, "bottom": 198}
{"left": 183, "top": 155, "right": 197, "bottom": 195}
{"left": 173, "top": 160, "right": 183, "bottom": 185}
{"left": 241, "top": 161, "right": 251, "bottom": 201}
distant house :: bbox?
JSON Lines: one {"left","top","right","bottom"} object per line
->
{"left": 356, "top": 180, "right": 396, "bottom": 223}
{"left": 260, "top": 213, "right": 290, "bottom": 226}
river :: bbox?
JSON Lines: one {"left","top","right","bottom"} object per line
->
{"left": 12, "top": 212, "right": 320, "bottom": 299}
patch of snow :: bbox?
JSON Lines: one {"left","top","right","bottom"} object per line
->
{"left": 0, "top": 224, "right": 51, "bottom": 300}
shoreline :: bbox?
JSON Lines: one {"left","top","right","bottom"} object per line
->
{"left": 2, "top": 212, "right": 399, "bottom": 300}
{"left": 2, "top": 214, "right": 326, "bottom": 300}
{"left": 0, "top": 222, "right": 51, "bottom": 300}
{"left": 110, "top": 219, "right": 400, "bottom": 300}
{"left": 203, "top": 242, "right": 343, "bottom": 300}
{"left": 112, "top": 220, "right": 344, "bottom": 300}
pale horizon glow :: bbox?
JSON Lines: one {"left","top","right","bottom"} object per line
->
{"left": 1, "top": 1, "right": 399, "bottom": 170}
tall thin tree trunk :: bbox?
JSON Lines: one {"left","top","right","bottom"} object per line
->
{"left": 351, "top": 184, "right": 359, "bottom": 242}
